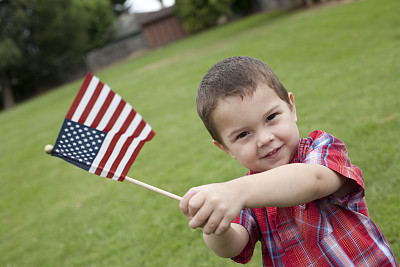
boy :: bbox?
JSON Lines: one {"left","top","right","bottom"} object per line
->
{"left": 179, "top": 56, "right": 398, "bottom": 266}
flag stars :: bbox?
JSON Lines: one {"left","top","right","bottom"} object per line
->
{"left": 54, "top": 119, "right": 106, "bottom": 168}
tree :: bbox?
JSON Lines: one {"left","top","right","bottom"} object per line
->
{"left": 174, "top": 0, "right": 251, "bottom": 33}
{"left": 0, "top": 0, "right": 25, "bottom": 109}
{"left": 0, "top": 0, "right": 88, "bottom": 108}
{"left": 73, "top": 0, "right": 116, "bottom": 52}
{"left": 175, "top": 0, "right": 236, "bottom": 33}
{"left": 0, "top": 0, "right": 117, "bottom": 109}
{"left": 0, "top": 38, "right": 21, "bottom": 109}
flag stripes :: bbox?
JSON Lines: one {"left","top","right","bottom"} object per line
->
{"left": 78, "top": 80, "right": 103, "bottom": 124}
{"left": 92, "top": 89, "right": 115, "bottom": 129}
{"left": 84, "top": 84, "right": 110, "bottom": 127}
{"left": 54, "top": 73, "right": 155, "bottom": 181}
{"left": 65, "top": 74, "right": 93, "bottom": 120}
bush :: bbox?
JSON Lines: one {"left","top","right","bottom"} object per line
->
{"left": 175, "top": 0, "right": 235, "bottom": 33}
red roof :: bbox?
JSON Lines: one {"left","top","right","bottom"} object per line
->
{"left": 135, "top": 6, "right": 175, "bottom": 26}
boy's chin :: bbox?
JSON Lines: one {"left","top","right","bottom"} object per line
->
{"left": 256, "top": 161, "right": 290, "bottom": 172}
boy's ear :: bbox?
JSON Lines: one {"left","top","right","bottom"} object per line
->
{"left": 212, "top": 140, "right": 236, "bottom": 159}
{"left": 288, "top": 92, "right": 297, "bottom": 123}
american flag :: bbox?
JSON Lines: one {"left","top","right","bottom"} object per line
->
{"left": 51, "top": 73, "right": 155, "bottom": 181}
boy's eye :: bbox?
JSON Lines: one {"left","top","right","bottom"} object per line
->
{"left": 266, "top": 113, "right": 277, "bottom": 122}
{"left": 237, "top": 131, "right": 249, "bottom": 140}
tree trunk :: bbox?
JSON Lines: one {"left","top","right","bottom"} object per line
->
{"left": 0, "top": 73, "right": 15, "bottom": 109}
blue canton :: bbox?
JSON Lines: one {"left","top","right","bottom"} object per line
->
{"left": 52, "top": 119, "right": 106, "bottom": 171}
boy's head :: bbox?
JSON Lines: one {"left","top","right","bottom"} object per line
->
{"left": 197, "top": 56, "right": 290, "bottom": 144}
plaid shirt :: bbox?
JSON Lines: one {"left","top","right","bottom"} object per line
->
{"left": 232, "top": 130, "right": 398, "bottom": 266}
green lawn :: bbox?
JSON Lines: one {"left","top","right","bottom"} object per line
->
{"left": 1, "top": 0, "right": 399, "bottom": 265}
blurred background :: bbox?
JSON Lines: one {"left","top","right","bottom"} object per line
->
{"left": 1, "top": 0, "right": 399, "bottom": 265}
{"left": 0, "top": 0, "right": 322, "bottom": 110}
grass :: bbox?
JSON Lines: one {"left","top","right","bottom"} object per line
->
{"left": 1, "top": 0, "right": 399, "bottom": 265}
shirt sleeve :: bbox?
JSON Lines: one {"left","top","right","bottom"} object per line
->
{"left": 302, "top": 130, "right": 365, "bottom": 207}
{"left": 231, "top": 208, "right": 259, "bottom": 264}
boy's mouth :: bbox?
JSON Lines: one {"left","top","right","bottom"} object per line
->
{"left": 262, "top": 146, "right": 282, "bottom": 159}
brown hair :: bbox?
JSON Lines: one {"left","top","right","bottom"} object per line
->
{"left": 196, "top": 56, "right": 289, "bottom": 144}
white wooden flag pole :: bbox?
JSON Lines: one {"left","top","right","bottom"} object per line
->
{"left": 45, "top": 144, "right": 182, "bottom": 201}
{"left": 124, "top": 176, "right": 182, "bottom": 201}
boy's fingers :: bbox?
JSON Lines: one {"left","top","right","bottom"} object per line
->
{"left": 188, "top": 192, "right": 206, "bottom": 218}
{"left": 179, "top": 188, "right": 199, "bottom": 218}
{"left": 214, "top": 217, "right": 232, "bottom": 235}
{"left": 189, "top": 198, "right": 211, "bottom": 229}
{"left": 201, "top": 212, "right": 223, "bottom": 235}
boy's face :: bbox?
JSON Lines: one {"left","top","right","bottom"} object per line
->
{"left": 212, "top": 85, "right": 299, "bottom": 172}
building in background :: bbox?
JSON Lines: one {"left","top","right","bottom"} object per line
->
{"left": 135, "top": 6, "right": 187, "bottom": 48}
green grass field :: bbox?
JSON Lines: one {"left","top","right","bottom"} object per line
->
{"left": 1, "top": 0, "right": 399, "bottom": 265}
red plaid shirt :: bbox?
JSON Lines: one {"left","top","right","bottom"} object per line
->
{"left": 232, "top": 130, "right": 398, "bottom": 266}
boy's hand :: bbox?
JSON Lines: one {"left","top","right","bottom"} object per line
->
{"left": 179, "top": 182, "right": 244, "bottom": 235}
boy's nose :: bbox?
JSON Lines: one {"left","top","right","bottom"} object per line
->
{"left": 256, "top": 129, "right": 274, "bottom": 148}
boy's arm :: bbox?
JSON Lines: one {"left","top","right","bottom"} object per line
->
{"left": 180, "top": 186, "right": 249, "bottom": 258}
{"left": 202, "top": 223, "right": 249, "bottom": 258}
{"left": 181, "top": 163, "right": 351, "bottom": 235}
{"left": 240, "top": 163, "right": 350, "bottom": 208}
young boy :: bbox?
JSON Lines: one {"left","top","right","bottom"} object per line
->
{"left": 179, "top": 56, "right": 398, "bottom": 266}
